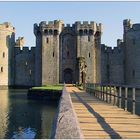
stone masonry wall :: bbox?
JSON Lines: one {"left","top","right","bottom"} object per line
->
{"left": 34, "top": 20, "right": 64, "bottom": 85}
{"left": 101, "top": 44, "right": 124, "bottom": 84}
{"left": 0, "top": 22, "right": 15, "bottom": 86}
{"left": 14, "top": 47, "right": 35, "bottom": 86}
{"left": 3, "top": 19, "right": 140, "bottom": 87}
{"left": 124, "top": 22, "right": 140, "bottom": 85}
{"left": 59, "top": 26, "right": 77, "bottom": 83}
{"left": 75, "top": 21, "right": 102, "bottom": 83}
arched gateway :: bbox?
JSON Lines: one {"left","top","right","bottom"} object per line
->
{"left": 64, "top": 68, "right": 73, "bottom": 84}
{"left": 59, "top": 27, "right": 77, "bottom": 84}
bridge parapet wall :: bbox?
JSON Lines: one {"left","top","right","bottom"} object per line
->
{"left": 51, "top": 86, "right": 84, "bottom": 139}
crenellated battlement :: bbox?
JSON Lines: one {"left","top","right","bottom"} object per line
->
{"left": 75, "top": 21, "right": 103, "bottom": 35}
{"left": 38, "top": 20, "right": 64, "bottom": 28}
{"left": 15, "top": 37, "right": 25, "bottom": 49}
{"left": 64, "top": 23, "right": 76, "bottom": 28}
{"left": 0, "top": 22, "right": 15, "bottom": 32}
{"left": 75, "top": 21, "right": 102, "bottom": 28}
{"left": 131, "top": 24, "right": 140, "bottom": 31}
{"left": 14, "top": 46, "right": 36, "bottom": 55}
{"left": 75, "top": 21, "right": 97, "bottom": 27}
{"left": 34, "top": 20, "right": 64, "bottom": 36}
{"left": 34, "top": 20, "right": 103, "bottom": 36}
{"left": 123, "top": 19, "right": 140, "bottom": 32}
{"left": 101, "top": 45, "right": 123, "bottom": 54}
{"left": 106, "top": 47, "right": 112, "bottom": 53}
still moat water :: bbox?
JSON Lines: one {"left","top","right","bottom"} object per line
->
{"left": 0, "top": 89, "right": 57, "bottom": 139}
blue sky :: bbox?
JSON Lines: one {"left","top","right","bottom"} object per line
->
{"left": 0, "top": 1, "right": 140, "bottom": 47}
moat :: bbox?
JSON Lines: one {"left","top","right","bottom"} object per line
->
{"left": 0, "top": 89, "right": 57, "bottom": 139}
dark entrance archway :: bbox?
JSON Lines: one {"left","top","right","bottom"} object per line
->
{"left": 64, "top": 68, "right": 73, "bottom": 84}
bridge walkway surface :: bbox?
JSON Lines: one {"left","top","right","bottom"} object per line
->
{"left": 66, "top": 86, "right": 140, "bottom": 139}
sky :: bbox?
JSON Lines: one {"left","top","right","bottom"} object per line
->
{"left": 0, "top": 1, "right": 140, "bottom": 47}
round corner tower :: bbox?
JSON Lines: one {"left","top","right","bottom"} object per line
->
{"left": 0, "top": 22, "right": 15, "bottom": 86}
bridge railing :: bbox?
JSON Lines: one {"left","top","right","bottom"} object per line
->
{"left": 85, "top": 83, "right": 140, "bottom": 115}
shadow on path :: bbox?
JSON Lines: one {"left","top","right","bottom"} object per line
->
{"left": 73, "top": 90, "right": 122, "bottom": 139}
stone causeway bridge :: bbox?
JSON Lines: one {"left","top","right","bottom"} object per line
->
{"left": 52, "top": 84, "right": 140, "bottom": 139}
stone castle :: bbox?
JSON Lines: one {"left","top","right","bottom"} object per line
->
{"left": 0, "top": 19, "right": 140, "bottom": 87}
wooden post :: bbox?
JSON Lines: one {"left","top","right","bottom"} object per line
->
{"left": 94, "top": 84, "right": 97, "bottom": 97}
{"left": 100, "top": 85, "right": 102, "bottom": 100}
{"left": 125, "top": 87, "right": 128, "bottom": 111}
{"left": 104, "top": 86, "right": 106, "bottom": 101}
{"left": 100, "top": 85, "right": 102, "bottom": 99}
{"left": 103, "top": 86, "right": 105, "bottom": 101}
{"left": 89, "top": 84, "right": 90, "bottom": 93}
{"left": 113, "top": 86, "right": 116, "bottom": 105}
{"left": 109, "top": 85, "right": 111, "bottom": 103}
{"left": 95, "top": 84, "right": 98, "bottom": 98}
{"left": 119, "top": 87, "right": 122, "bottom": 108}
{"left": 95, "top": 84, "right": 97, "bottom": 97}
{"left": 87, "top": 84, "right": 90, "bottom": 94}
{"left": 97, "top": 84, "right": 99, "bottom": 98}
{"left": 98, "top": 84, "right": 99, "bottom": 98}
{"left": 98, "top": 84, "right": 100, "bottom": 99}
{"left": 132, "top": 88, "right": 136, "bottom": 114}
{"left": 93, "top": 84, "right": 95, "bottom": 96}
{"left": 101, "top": 86, "right": 103, "bottom": 100}
{"left": 106, "top": 86, "right": 108, "bottom": 103}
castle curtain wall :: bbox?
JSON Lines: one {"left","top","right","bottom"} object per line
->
{"left": 14, "top": 47, "right": 35, "bottom": 86}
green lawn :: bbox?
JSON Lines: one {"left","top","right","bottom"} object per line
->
{"left": 31, "top": 84, "right": 64, "bottom": 91}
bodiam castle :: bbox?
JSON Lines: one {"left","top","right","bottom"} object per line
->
{"left": 0, "top": 19, "right": 139, "bottom": 87}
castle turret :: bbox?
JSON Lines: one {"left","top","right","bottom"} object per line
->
{"left": 34, "top": 20, "right": 64, "bottom": 85}
{"left": 123, "top": 19, "right": 140, "bottom": 85}
{"left": 15, "top": 37, "right": 25, "bottom": 50}
{"left": 34, "top": 23, "right": 42, "bottom": 86}
{"left": 0, "top": 22, "right": 15, "bottom": 86}
{"left": 123, "top": 19, "right": 132, "bottom": 42}
{"left": 75, "top": 21, "right": 102, "bottom": 84}
{"left": 94, "top": 23, "right": 102, "bottom": 83}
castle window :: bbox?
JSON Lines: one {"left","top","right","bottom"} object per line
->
{"left": 44, "top": 29, "right": 48, "bottom": 35}
{"left": 89, "top": 52, "right": 90, "bottom": 58}
{"left": 53, "top": 52, "right": 54, "bottom": 57}
{"left": 84, "top": 29, "right": 88, "bottom": 35}
{"left": 79, "top": 30, "right": 83, "bottom": 36}
{"left": 46, "top": 37, "right": 49, "bottom": 43}
{"left": 3, "top": 52, "right": 5, "bottom": 58}
{"left": 1, "top": 67, "right": 3, "bottom": 72}
{"left": 89, "top": 29, "right": 93, "bottom": 35}
{"left": 67, "top": 51, "right": 69, "bottom": 57}
{"left": 88, "top": 36, "right": 90, "bottom": 42}
{"left": 132, "top": 70, "right": 135, "bottom": 77}
{"left": 49, "top": 29, "right": 53, "bottom": 35}
{"left": 54, "top": 30, "right": 58, "bottom": 35}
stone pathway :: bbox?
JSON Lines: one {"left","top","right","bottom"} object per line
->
{"left": 66, "top": 86, "right": 140, "bottom": 139}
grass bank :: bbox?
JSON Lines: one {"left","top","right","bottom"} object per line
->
{"left": 31, "top": 84, "right": 64, "bottom": 91}
{"left": 28, "top": 85, "right": 64, "bottom": 100}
